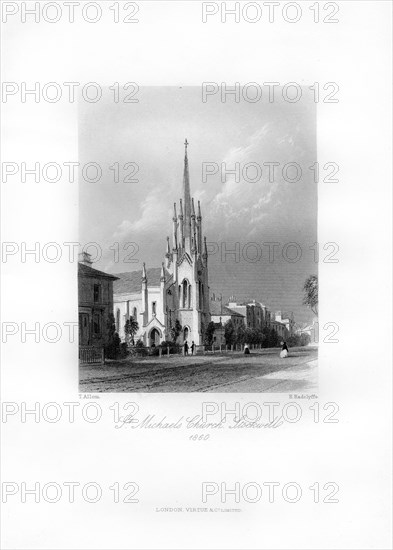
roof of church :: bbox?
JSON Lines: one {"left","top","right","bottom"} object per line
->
{"left": 209, "top": 300, "right": 245, "bottom": 317}
{"left": 78, "top": 262, "right": 119, "bottom": 280}
{"left": 112, "top": 268, "right": 170, "bottom": 294}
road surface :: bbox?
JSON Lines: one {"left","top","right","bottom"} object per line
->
{"left": 79, "top": 346, "right": 318, "bottom": 393}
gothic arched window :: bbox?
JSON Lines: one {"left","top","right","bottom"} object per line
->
{"left": 133, "top": 307, "right": 137, "bottom": 320}
{"left": 188, "top": 285, "right": 192, "bottom": 308}
{"left": 182, "top": 280, "right": 188, "bottom": 308}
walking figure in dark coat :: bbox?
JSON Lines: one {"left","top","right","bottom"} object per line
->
{"left": 184, "top": 341, "right": 189, "bottom": 356}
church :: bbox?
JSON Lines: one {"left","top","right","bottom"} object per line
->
{"left": 113, "top": 141, "right": 211, "bottom": 347}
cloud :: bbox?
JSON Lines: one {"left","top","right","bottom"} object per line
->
{"left": 111, "top": 120, "right": 313, "bottom": 250}
{"left": 113, "top": 220, "right": 133, "bottom": 239}
{"left": 205, "top": 122, "right": 310, "bottom": 240}
{"left": 206, "top": 125, "right": 275, "bottom": 237}
{"left": 113, "top": 190, "right": 172, "bottom": 239}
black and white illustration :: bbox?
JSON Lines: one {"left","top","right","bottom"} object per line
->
{"left": 78, "top": 87, "right": 318, "bottom": 392}
{"left": 3, "top": 3, "right": 391, "bottom": 549}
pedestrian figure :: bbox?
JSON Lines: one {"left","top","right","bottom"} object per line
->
{"left": 244, "top": 344, "right": 250, "bottom": 355}
{"left": 280, "top": 341, "right": 288, "bottom": 358}
{"left": 191, "top": 341, "right": 195, "bottom": 355}
{"left": 184, "top": 341, "right": 189, "bottom": 356}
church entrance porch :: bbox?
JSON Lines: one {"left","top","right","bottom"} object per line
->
{"left": 183, "top": 326, "right": 190, "bottom": 343}
{"left": 149, "top": 328, "right": 161, "bottom": 347}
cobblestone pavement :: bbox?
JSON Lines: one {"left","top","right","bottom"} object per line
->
{"left": 79, "top": 346, "right": 318, "bottom": 393}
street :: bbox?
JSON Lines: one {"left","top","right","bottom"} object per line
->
{"left": 79, "top": 346, "right": 318, "bottom": 393}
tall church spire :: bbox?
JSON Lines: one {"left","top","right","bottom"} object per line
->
{"left": 191, "top": 197, "right": 196, "bottom": 253}
{"left": 179, "top": 198, "right": 184, "bottom": 250}
{"left": 197, "top": 200, "right": 202, "bottom": 255}
{"left": 172, "top": 202, "right": 178, "bottom": 250}
{"left": 183, "top": 138, "right": 192, "bottom": 244}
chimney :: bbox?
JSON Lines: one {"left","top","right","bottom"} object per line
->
{"left": 78, "top": 251, "right": 93, "bottom": 266}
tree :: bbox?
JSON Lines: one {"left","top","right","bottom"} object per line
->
{"left": 249, "top": 328, "right": 264, "bottom": 345}
{"left": 224, "top": 320, "right": 235, "bottom": 346}
{"left": 242, "top": 327, "right": 253, "bottom": 345}
{"left": 300, "top": 332, "right": 311, "bottom": 346}
{"left": 287, "top": 334, "right": 300, "bottom": 347}
{"left": 124, "top": 316, "right": 139, "bottom": 346}
{"left": 236, "top": 324, "right": 246, "bottom": 345}
{"left": 262, "top": 326, "right": 270, "bottom": 348}
{"left": 303, "top": 275, "right": 318, "bottom": 315}
{"left": 269, "top": 328, "right": 279, "bottom": 347}
{"left": 204, "top": 321, "right": 216, "bottom": 346}
{"left": 170, "top": 319, "right": 182, "bottom": 343}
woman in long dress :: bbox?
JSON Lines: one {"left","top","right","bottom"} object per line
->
{"left": 280, "top": 341, "right": 288, "bottom": 358}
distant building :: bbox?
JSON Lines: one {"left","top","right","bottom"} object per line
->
{"left": 209, "top": 297, "right": 245, "bottom": 328}
{"left": 209, "top": 297, "right": 245, "bottom": 346}
{"left": 78, "top": 253, "right": 118, "bottom": 347}
{"left": 271, "top": 319, "right": 287, "bottom": 340}
{"left": 275, "top": 311, "right": 295, "bottom": 336}
{"left": 226, "top": 299, "right": 248, "bottom": 323}
{"left": 259, "top": 303, "right": 272, "bottom": 328}
{"left": 212, "top": 323, "right": 226, "bottom": 346}
{"left": 226, "top": 297, "right": 271, "bottom": 330}
{"left": 220, "top": 297, "right": 293, "bottom": 340}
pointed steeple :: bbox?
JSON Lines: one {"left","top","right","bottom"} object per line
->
{"left": 165, "top": 236, "right": 172, "bottom": 269}
{"left": 179, "top": 198, "right": 184, "bottom": 249}
{"left": 160, "top": 262, "right": 165, "bottom": 282}
{"left": 142, "top": 262, "right": 147, "bottom": 282}
{"left": 191, "top": 197, "right": 196, "bottom": 253}
{"left": 183, "top": 139, "right": 192, "bottom": 242}
{"left": 197, "top": 200, "right": 202, "bottom": 255}
{"left": 172, "top": 203, "right": 178, "bottom": 250}
{"left": 202, "top": 236, "right": 208, "bottom": 262}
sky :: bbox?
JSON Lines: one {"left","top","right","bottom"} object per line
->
{"left": 79, "top": 87, "right": 317, "bottom": 324}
